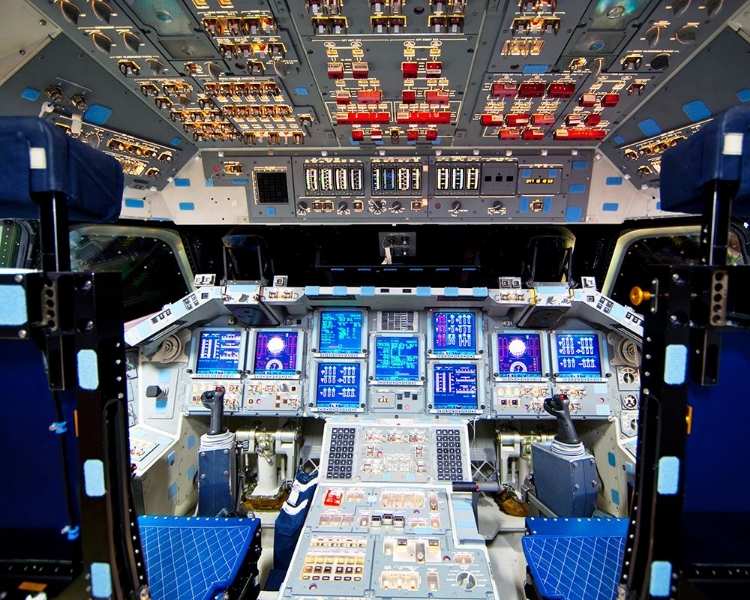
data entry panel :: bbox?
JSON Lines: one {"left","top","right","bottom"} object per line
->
{"left": 321, "top": 422, "right": 471, "bottom": 485}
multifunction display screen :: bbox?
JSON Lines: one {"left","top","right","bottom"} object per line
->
{"left": 196, "top": 330, "right": 243, "bottom": 376}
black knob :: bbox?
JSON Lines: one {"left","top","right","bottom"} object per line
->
{"left": 451, "top": 201, "right": 462, "bottom": 211}
{"left": 145, "top": 385, "right": 163, "bottom": 398}
{"left": 650, "top": 53, "right": 669, "bottom": 71}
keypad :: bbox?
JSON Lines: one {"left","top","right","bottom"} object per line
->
{"left": 435, "top": 429, "right": 463, "bottom": 481}
{"left": 327, "top": 427, "right": 356, "bottom": 479}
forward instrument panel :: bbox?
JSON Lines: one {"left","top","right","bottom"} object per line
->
{"left": 127, "top": 282, "right": 643, "bottom": 425}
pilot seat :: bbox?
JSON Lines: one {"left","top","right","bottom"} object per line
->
{"left": 0, "top": 117, "right": 260, "bottom": 600}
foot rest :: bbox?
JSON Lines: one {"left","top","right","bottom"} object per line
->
{"left": 522, "top": 517, "right": 628, "bottom": 600}
{"left": 139, "top": 516, "right": 261, "bottom": 600}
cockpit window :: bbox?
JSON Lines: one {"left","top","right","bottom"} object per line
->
{"left": 607, "top": 229, "right": 702, "bottom": 306}
{"left": 70, "top": 225, "right": 194, "bottom": 322}
{"left": 606, "top": 227, "right": 747, "bottom": 306}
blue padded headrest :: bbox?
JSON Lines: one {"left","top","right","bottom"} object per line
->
{"left": 0, "top": 117, "right": 123, "bottom": 222}
{"left": 661, "top": 104, "right": 750, "bottom": 214}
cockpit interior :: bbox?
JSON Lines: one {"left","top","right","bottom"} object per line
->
{"left": 1, "top": 1, "right": 750, "bottom": 599}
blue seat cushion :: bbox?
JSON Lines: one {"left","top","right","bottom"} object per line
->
{"left": 522, "top": 518, "right": 628, "bottom": 600}
{"left": 138, "top": 515, "right": 260, "bottom": 600}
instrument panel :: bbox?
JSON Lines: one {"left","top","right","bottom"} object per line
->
{"left": 129, "top": 284, "right": 642, "bottom": 424}
{"left": 285, "top": 482, "right": 496, "bottom": 599}
{"left": 1, "top": 1, "right": 748, "bottom": 224}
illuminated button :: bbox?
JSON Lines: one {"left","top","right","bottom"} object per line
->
{"left": 402, "top": 62, "right": 419, "bottom": 78}
{"left": 579, "top": 93, "right": 597, "bottom": 107}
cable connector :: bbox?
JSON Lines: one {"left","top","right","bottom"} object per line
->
{"left": 38, "top": 101, "right": 55, "bottom": 118}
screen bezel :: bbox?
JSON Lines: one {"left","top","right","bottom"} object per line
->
{"left": 492, "top": 330, "right": 551, "bottom": 382}
{"left": 190, "top": 327, "right": 247, "bottom": 379}
{"left": 550, "top": 330, "right": 609, "bottom": 382}
{"left": 246, "top": 329, "right": 305, "bottom": 379}
{"left": 427, "top": 309, "right": 482, "bottom": 358}
{"left": 368, "top": 333, "right": 425, "bottom": 386}
{"left": 311, "top": 360, "right": 366, "bottom": 413}
{"left": 428, "top": 361, "right": 484, "bottom": 415}
{"left": 312, "top": 308, "right": 368, "bottom": 358}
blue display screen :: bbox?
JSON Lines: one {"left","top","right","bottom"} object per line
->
{"left": 374, "top": 336, "right": 420, "bottom": 382}
{"left": 433, "top": 311, "right": 476, "bottom": 355}
{"left": 315, "top": 362, "right": 361, "bottom": 410}
{"left": 554, "top": 332, "right": 602, "bottom": 379}
{"left": 196, "top": 330, "right": 243, "bottom": 376}
{"left": 433, "top": 363, "right": 478, "bottom": 411}
{"left": 318, "top": 311, "right": 363, "bottom": 354}
{"left": 496, "top": 332, "right": 544, "bottom": 379}
{"left": 253, "top": 331, "right": 299, "bottom": 376}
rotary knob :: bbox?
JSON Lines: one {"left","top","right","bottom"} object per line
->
{"left": 489, "top": 200, "right": 506, "bottom": 215}
{"left": 456, "top": 572, "right": 477, "bottom": 590}
{"left": 371, "top": 200, "right": 386, "bottom": 215}
{"left": 337, "top": 201, "right": 349, "bottom": 215}
{"left": 391, "top": 200, "right": 404, "bottom": 213}
{"left": 297, "top": 201, "right": 309, "bottom": 215}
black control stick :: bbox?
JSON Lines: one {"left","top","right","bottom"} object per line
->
{"left": 543, "top": 394, "right": 580, "bottom": 445}
{"left": 201, "top": 386, "right": 226, "bottom": 435}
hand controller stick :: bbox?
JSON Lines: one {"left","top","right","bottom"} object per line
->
{"left": 543, "top": 394, "right": 580, "bottom": 445}
{"left": 201, "top": 386, "right": 226, "bottom": 435}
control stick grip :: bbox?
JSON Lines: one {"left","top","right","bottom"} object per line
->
{"left": 201, "top": 386, "right": 226, "bottom": 435}
{"left": 543, "top": 394, "right": 580, "bottom": 445}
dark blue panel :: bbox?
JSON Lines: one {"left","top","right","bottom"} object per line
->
{"left": 0, "top": 339, "right": 80, "bottom": 561}
{"left": 682, "top": 330, "right": 750, "bottom": 564}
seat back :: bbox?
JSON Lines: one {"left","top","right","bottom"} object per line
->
{"left": 0, "top": 117, "right": 146, "bottom": 598}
